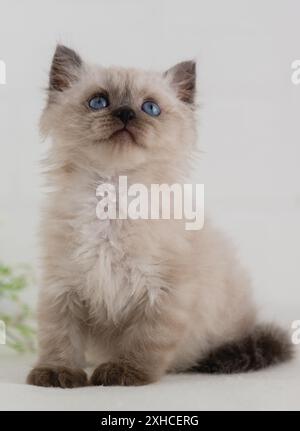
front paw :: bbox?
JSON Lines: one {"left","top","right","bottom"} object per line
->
{"left": 90, "top": 362, "right": 151, "bottom": 386}
{"left": 26, "top": 366, "right": 88, "bottom": 388}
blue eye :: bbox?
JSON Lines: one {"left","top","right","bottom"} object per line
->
{"left": 142, "top": 101, "right": 161, "bottom": 117}
{"left": 88, "top": 94, "right": 109, "bottom": 110}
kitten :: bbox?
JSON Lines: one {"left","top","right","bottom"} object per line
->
{"left": 27, "top": 45, "right": 293, "bottom": 387}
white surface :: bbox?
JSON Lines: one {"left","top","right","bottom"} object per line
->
{"left": 0, "top": 352, "right": 299, "bottom": 411}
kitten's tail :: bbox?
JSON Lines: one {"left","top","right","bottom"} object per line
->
{"left": 190, "top": 324, "right": 293, "bottom": 374}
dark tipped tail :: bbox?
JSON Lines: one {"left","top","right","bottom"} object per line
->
{"left": 190, "top": 324, "right": 293, "bottom": 374}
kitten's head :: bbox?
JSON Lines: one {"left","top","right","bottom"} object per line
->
{"left": 41, "top": 45, "right": 197, "bottom": 175}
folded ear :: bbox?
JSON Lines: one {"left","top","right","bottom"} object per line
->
{"left": 49, "top": 44, "right": 82, "bottom": 92}
{"left": 164, "top": 60, "right": 196, "bottom": 104}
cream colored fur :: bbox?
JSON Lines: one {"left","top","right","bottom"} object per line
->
{"left": 31, "top": 46, "right": 257, "bottom": 384}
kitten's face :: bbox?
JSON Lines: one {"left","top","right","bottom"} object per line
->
{"left": 42, "top": 45, "right": 197, "bottom": 174}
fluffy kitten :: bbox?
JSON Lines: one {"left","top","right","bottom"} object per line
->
{"left": 27, "top": 45, "right": 292, "bottom": 387}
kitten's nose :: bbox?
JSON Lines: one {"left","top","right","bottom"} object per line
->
{"left": 113, "top": 106, "right": 136, "bottom": 125}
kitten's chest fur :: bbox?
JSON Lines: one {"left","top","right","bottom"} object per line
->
{"left": 67, "top": 179, "right": 163, "bottom": 324}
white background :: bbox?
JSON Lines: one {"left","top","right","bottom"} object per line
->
{"left": 0, "top": 0, "right": 299, "bottom": 320}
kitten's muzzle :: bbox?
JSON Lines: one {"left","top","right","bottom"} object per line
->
{"left": 112, "top": 106, "right": 136, "bottom": 126}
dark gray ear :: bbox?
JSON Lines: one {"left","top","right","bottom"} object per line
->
{"left": 164, "top": 60, "right": 196, "bottom": 104}
{"left": 49, "top": 44, "right": 82, "bottom": 92}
